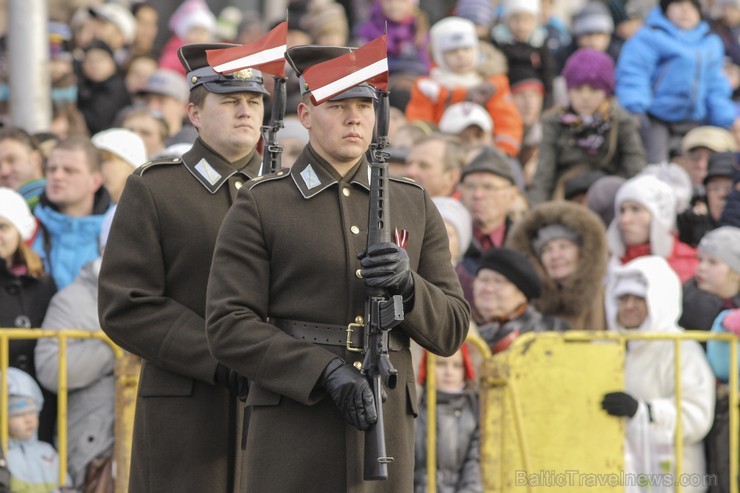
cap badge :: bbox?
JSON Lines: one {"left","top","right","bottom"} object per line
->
{"left": 300, "top": 164, "right": 321, "bottom": 190}
{"left": 232, "top": 68, "right": 253, "bottom": 79}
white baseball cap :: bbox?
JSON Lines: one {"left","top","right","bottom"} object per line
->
{"left": 92, "top": 128, "right": 148, "bottom": 169}
{"left": 438, "top": 102, "right": 493, "bottom": 134}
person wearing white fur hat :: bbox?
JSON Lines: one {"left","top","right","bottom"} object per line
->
{"left": 606, "top": 174, "right": 698, "bottom": 284}
{"left": 0, "top": 188, "right": 57, "bottom": 442}
{"left": 405, "top": 17, "right": 523, "bottom": 158}
{"left": 92, "top": 128, "right": 147, "bottom": 204}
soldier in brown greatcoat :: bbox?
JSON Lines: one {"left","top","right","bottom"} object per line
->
{"left": 206, "top": 45, "right": 470, "bottom": 492}
{"left": 97, "top": 43, "right": 268, "bottom": 492}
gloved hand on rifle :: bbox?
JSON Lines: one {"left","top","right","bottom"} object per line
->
{"left": 320, "top": 358, "right": 377, "bottom": 431}
{"left": 358, "top": 242, "right": 414, "bottom": 305}
{"left": 215, "top": 363, "right": 249, "bottom": 402}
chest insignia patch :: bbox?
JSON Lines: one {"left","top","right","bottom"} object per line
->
{"left": 300, "top": 164, "right": 321, "bottom": 190}
{"left": 195, "top": 158, "right": 221, "bottom": 185}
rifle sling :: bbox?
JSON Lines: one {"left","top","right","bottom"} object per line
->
{"left": 271, "top": 318, "right": 408, "bottom": 352}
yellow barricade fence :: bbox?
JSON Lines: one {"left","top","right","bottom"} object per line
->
{"left": 0, "top": 328, "right": 138, "bottom": 493}
{"left": 425, "top": 331, "right": 739, "bottom": 493}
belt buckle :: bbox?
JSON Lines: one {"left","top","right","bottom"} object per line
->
{"left": 346, "top": 319, "right": 364, "bottom": 353}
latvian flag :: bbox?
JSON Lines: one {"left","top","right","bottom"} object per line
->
{"left": 301, "top": 35, "right": 388, "bottom": 106}
{"left": 205, "top": 21, "right": 287, "bottom": 78}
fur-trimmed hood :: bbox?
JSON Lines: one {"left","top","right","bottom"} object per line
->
{"left": 506, "top": 201, "right": 608, "bottom": 320}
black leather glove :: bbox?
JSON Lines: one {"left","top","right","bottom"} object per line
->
{"left": 320, "top": 358, "right": 377, "bottom": 431}
{"left": 601, "top": 391, "right": 639, "bottom": 418}
{"left": 215, "top": 363, "right": 249, "bottom": 402}
{"left": 358, "top": 242, "right": 414, "bottom": 299}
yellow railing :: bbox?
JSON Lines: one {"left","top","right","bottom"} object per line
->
{"left": 0, "top": 328, "right": 136, "bottom": 493}
{"left": 424, "top": 330, "right": 739, "bottom": 493}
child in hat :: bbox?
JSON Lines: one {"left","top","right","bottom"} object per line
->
{"left": 414, "top": 344, "right": 482, "bottom": 493}
{"left": 616, "top": 0, "right": 737, "bottom": 164}
{"left": 529, "top": 48, "right": 646, "bottom": 205}
{"left": 5, "top": 367, "right": 70, "bottom": 492}
{"left": 405, "top": 17, "right": 523, "bottom": 158}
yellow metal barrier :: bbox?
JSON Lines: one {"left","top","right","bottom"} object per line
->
{"left": 0, "top": 328, "right": 137, "bottom": 493}
{"left": 478, "top": 330, "right": 738, "bottom": 493}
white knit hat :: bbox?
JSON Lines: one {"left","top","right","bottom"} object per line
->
{"left": 429, "top": 17, "right": 479, "bottom": 70}
{"left": 504, "top": 0, "right": 541, "bottom": 17}
{"left": 606, "top": 175, "right": 677, "bottom": 258}
{"left": 432, "top": 197, "right": 473, "bottom": 256}
{"left": 92, "top": 128, "right": 147, "bottom": 169}
{"left": 0, "top": 187, "right": 36, "bottom": 241}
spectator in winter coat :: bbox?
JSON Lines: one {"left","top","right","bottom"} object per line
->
{"left": 529, "top": 48, "right": 645, "bottom": 205}
{"left": 6, "top": 367, "right": 70, "bottom": 492}
{"left": 506, "top": 201, "right": 608, "bottom": 331}
{"left": 414, "top": 344, "right": 482, "bottom": 493}
{"left": 0, "top": 128, "right": 46, "bottom": 211}
{"left": 91, "top": 128, "right": 148, "bottom": 204}
{"left": 405, "top": 17, "right": 523, "bottom": 157}
{"left": 474, "top": 248, "right": 568, "bottom": 353}
{"left": 615, "top": 1, "right": 736, "bottom": 164}
{"left": 0, "top": 188, "right": 57, "bottom": 443}
{"left": 680, "top": 226, "right": 740, "bottom": 333}
{"left": 35, "top": 209, "right": 117, "bottom": 491}
{"left": 606, "top": 174, "right": 698, "bottom": 283}
{"left": 602, "top": 255, "right": 715, "bottom": 493}
{"left": 32, "top": 137, "right": 111, "bottom": 290}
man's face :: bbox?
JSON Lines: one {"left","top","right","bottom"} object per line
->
{"left": 122, "top": 113, "right": 166, "bottom": 158}
{"left": 681, "top": 146, "right": 713, "bottom": 186}
{"left": 459, "top": 172, "right": 515, "bottom": 232}
{"left": 512, "top": 88, "right": 544, "bottom": 127}
{"left": 188, "top": 91, "right": 264, "bottom": 162}
{"left": 0, "top": 139, "right": 42, "bottom": 190}
{"left": 146, "top": 93, "right": 186, "bottom": 134}
{"left": 82, "top": 48, "right": 116, "bottom": 83}
{"left": 405, "top": 140, "right": 459, "bottom": 197}
{"left": 298, "top": 97, "right": 375, "bottom": 169}
{"left": 706, "top": 176, "right": 733, "bottom": 222}
{"left": 45, "top": 148, "right": 102, "bottom": 216}
{"left": 616, "top": 294, "right": 648, "bottom": 329}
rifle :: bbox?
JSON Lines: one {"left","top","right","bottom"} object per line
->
{"left": 260, "top": 75, "right": 287, "bottom": 175}
{"left": 361, "top": 89, "right": 403, "bottom": 481}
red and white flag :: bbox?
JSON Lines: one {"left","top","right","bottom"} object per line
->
{"left": 206, "top": 21, "right": 287, "bottom": 77}
{"left": 301, "top": 35, "right": 388, "bottom": 105}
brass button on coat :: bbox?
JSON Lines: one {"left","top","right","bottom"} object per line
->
{"left": 351, "top": 226, "right": 360, "bottom": 234}
{"left": 355, "top": 269, "right": 362, "bottom": 278}
{"left": 342, "top": 188, "right": 350, "bottom": 197}
{"left": 353, "top": 361, "right": 362, "bottom": 370}
{"left": 235, "top": 181, "right": 243, "bottom": 189}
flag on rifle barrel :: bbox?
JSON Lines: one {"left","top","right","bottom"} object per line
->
{"left": 206, "top": 21, "right": 288, "bottom": 77}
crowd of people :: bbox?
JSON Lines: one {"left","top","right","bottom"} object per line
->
{"left": 0, "top": 0, "right": 739, "bottom": 491}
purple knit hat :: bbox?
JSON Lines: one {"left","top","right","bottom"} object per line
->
{"left": 562, "top": 48, "right": 615, "bottom": 95}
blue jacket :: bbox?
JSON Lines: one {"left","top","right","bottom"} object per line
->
{"left": 707, "top": 310, "right": 739, "bottom": 383}
{"left": 32, "top": 189, "right": 111, "bottom": 290}
{"left": 615, "top": 7, "right": 734, "bottom": 127}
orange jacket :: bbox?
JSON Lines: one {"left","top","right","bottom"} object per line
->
{"left": 405, "top": 73, "right": 523, "bottom": 157}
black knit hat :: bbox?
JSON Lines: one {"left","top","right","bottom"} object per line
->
{"left": 660, "top": 0, "right": 701, "bottom": 14}
{"left": 705, "top": 152, "right": 736, "bottom": 185}
{"left": 477, "top": 248, "right": 542, "bottom": 300}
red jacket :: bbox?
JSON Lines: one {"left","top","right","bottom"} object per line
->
{"left": 405, "top": 73, "right": 523, "bottom": 157}
{"left": 621, "top": 235, "right": 698, "bottom": 284}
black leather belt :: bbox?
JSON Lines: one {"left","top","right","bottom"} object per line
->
{"left": 272, "top": 318, "right": 408, "bottom": 352}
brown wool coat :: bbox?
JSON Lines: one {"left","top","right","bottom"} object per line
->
{"left": 206, "top": 146, "right": 470, "bottom": 493}
{"left": 98, "top": 138, "right": 263, "bottom": 493}
{"left": 506, "top": 201, "right": 609, "bottom": 331}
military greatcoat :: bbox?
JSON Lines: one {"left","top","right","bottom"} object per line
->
{"left": 206, "top": 145, "right": 470, "bottom": 492}
{"left": 98, "top": 138, "right": 262, "bottom": 492}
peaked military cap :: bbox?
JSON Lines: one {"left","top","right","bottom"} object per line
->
{"left": 285, "top": 45, "right": 378, "bottom": 102}
{"left": 178, "top": 43, "right": 269, "bottom": 95}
